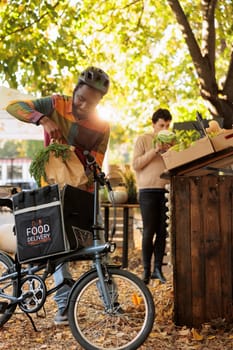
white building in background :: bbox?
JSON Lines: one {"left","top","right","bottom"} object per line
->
{"left": 0, "top": 86, "right": 43, "bottom": 142}
{"left": 0, "top": 86, "right": 43, "bottom": 191}
{"left": 0, "top": 158, "right": 36, "bottom": 189}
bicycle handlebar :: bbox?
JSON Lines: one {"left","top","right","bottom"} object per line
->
{"left": 83, "top": 150, "right": 112, "bottom": 191}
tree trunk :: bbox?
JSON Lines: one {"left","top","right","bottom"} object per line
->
{"left": 167, "top": 0, "right": 233, "bottom": 128}
{"left": 204, "top": 96, "right": 233, "bottom": 129}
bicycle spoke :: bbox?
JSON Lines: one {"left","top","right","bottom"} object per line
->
{"left": 0, "top": 253, "right": 17, "bottom": 327}
{"left": 68, "top": 268, "right": 155, "bottom": 350}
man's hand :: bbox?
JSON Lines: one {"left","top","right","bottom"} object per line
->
{"left": 39, "top": 116, "right": 63, "bottom": 141}
{"left": 155, "top": 142, "right": 172, "bottom": 154}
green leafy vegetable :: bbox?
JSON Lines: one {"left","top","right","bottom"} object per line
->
{"left": 153, "top": 130, "right": 177, "bottom": 147}
{"left": 169, "top": 130, "right": 201, "bottom": 151}
{"left": 29, "top": 143, "right": 71, "bottom": 187}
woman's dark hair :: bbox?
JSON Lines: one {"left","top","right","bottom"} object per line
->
{"left": 152, "top": 108, "right": 172, "bottom": 123}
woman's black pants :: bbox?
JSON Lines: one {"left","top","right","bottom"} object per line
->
{"left": 139, "top": 189, "right": 167, "bottom": 272}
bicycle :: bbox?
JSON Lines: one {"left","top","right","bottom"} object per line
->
{"left": 0, "top": 152, "right": 155, "bottom": 350}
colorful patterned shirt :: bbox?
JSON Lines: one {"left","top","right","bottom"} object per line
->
{"left": 6, "top": 94, "right": 110, "bottom": 191}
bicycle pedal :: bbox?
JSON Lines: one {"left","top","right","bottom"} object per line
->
{"left": 0, "top": 302, "right": 9, "bottom": 313}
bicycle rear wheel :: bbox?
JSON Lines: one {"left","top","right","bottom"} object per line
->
{"left": 0, "top": 252, "right": 18, "bottom": 327}
{"left": 68, "top": 267, "right": 155, "bottom": 350}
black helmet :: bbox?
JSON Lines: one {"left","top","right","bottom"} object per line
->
{"left": 78, "top": 66, "right": 110, "bottom": 95}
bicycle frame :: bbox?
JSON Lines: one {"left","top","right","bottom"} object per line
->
{"left": 0, "top": 154, "right": 116, "bottom": 315}
{"left": 0, "top": 156, "right": 156, "bottom": 350}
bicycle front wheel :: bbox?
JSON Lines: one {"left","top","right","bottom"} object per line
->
{"left": 68, "top": 267, "right": 155, "bottom": 350}
{"left": 0, "top": 252, "right": 18, "bottom": 327}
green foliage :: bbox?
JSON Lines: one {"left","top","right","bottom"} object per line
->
{"left": 0, "top": 140, "right": 21, "bottom": 157}
{"left": 29, "top": 142, "right": 71, "bottom": 186}
{"left": 0, "top": 139, "right": 44, "bottom": 159}
{"left": 119, "top": 164, "right": 138, "bottom": 204}
{"left": 0, "top": 0, "right": 204, "bottom": 119}
{"left": 170, "top": 129, "right": 201, "bottom": 151}
{"left": 0, "top": 0, "right": 232, "bottom": 155}
{"left": 0, "top": 0, "right": 85, "bottom": 95}
{"left": 25, "top": 140, "right": 44, "bottom": 159}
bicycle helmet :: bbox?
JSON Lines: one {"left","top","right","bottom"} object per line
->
{"left": 78, "top": 66, "right": 110, "bottom": 95}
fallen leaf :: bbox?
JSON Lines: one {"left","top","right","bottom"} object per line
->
{"left": 191, "top": 328, "right": 204, "bottom": 341}
{"left": 178, "top": 328, "right": 190, "bottom": 336}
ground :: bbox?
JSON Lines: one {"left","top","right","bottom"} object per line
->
{"left": 1, "top": 247, "right": 233, "bottom": 350}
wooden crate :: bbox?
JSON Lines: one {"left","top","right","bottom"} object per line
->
{"left": 171, "top": 175, "right": 233, "bottom": 327}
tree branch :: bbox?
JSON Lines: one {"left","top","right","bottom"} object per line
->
{"left": 1, "top": 1, "right": 60, "bottom": 40}
{"left": 136, "top": 0, "right": 144, "bottom": 28}
{"left": 222, "top": 50, "right": 233, "bottom": 100}
{"left": 121, "top": 0, "right": 142, "bottom": 10}
{"left": 166, "top": 0, "right": 218, "bottom": 94}
{"left": 201, "top": 0, "right": 217, "bottom": 75}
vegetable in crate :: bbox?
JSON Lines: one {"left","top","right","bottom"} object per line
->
{"left": 170, "top": 130, "right": 201, "bottom": 151}
{"left": 153, "top": 130, "right": 177, "bottom": 152}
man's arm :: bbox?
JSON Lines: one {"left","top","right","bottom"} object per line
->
{"left": 132, "top": 136, "right": 158, "bottom": 171}
{"left": 6, "top": 96, "right": 63, "bottom": 140}
{"left": 6, "top": 96, "right": 54, "bottom": 125}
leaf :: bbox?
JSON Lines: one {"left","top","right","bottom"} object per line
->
{"left": 29, "top": 142, "right": 71, "bottom": 186}
{"left": 208, "top": 335, "right": 216, "bottom": 339}
{"left": 178, "top": 328, "right": 190, "bottom": 336}
{"left": 35, "top": 337, "right": 44, "bottom": 343}
{"left": 191, "top": 328, "right": 204, "bottom": 341}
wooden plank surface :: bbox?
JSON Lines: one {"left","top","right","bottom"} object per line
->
{"left": 190, "top": 177, "right": 205, "bottom": 326}
{"left": 202, "top": 176, "right": 222, "bottom": 321}
{"left": 172, "top": 176, "right": 192, "bottom": 326}
{"left": 218, "top": 177, "right": 233, "bottom": 321}
{"left": 172, "top": 175, "right": 233, "bottom": 327}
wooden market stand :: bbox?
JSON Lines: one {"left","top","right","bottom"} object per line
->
{"left": 164, "top": 147, "right": 233, "bottom": 327}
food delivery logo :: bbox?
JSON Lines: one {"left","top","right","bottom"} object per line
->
{"left": 26, "top": 217, "right": 52, "bottom": 246}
